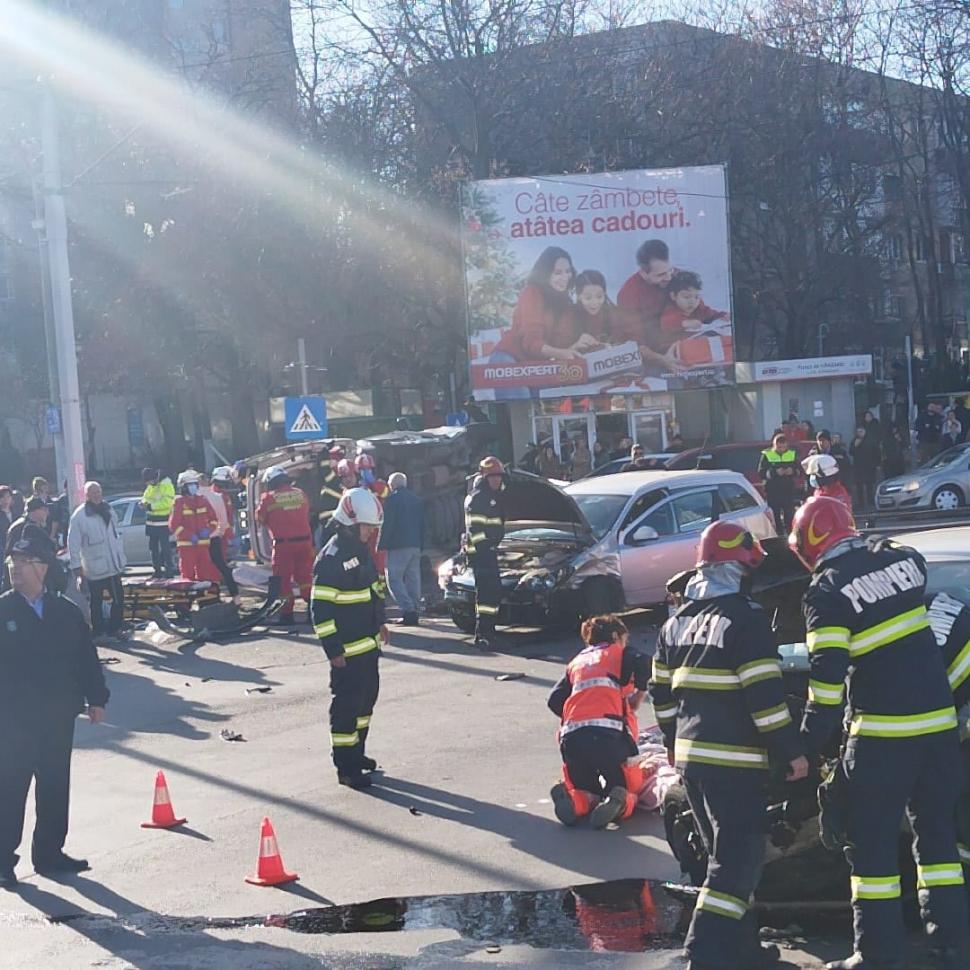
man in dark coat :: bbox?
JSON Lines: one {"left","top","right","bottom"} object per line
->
{"left": 0, "top": 530, "right": 109, "bottom": 888}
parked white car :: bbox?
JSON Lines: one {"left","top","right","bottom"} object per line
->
{"left": 439, "top": 469, "right": 776, "bottom": 632}
{"left": 107, "top": 493, "right": 176, "bottom": 567}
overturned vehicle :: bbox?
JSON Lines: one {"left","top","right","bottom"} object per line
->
{"left": 661, "top": 528, "right": 970, "bottom": 907}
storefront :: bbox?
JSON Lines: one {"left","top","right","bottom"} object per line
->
{"left": 511, "top": 393, "right": 677, "bottom": 462}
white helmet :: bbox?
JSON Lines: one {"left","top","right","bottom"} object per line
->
{"left": 176, "top": 469, "right": 202, "bottom": 488}
{"left": 334, "top": 487, "right": 383, "bottom": 527}
{"left": 211, "top": 465, "right": 235, "bottom": 485}
{"left": 262, "top": 465, "right": 288, "bottom": 486}
{"left": 801, "top": 453, "right": 839, "bottom": 480}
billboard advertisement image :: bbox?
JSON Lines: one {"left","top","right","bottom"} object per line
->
{"left": 460, "top": 166, "right": 734, "bottom": 400}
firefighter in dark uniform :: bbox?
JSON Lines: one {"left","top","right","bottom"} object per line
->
{"left": 318, "top": 445, "right": 345, "bottom": 536}
{"left": 310, "top": 487, "right": 387, "bottom": 790}
{"left": 790, "top": 496, "right": 969, "bottom": 970}
{"left": 463, "top": 456, "right": 505, "bottom": 649}
{"left": 924, "top": 589, "right": 970, "bottom": 890}
{"left": 650, "top": 520, "right": 807, "bottom": 970}
{"left": 0, "top": 530, "right": 109, "bottom": 889}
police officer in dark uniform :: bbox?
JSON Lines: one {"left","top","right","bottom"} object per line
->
{"left": 923, "top": 590, "right": 970, "bottom": 892}
{"left": 757, "top": 431, "right": 799, "bottom": 533}
{"left": 0, "top": 530, "right": 109, "bottom": 889}
{"left": 310, "top": 487, "right": 387, "bottom": 790}
{"left": 650, "top": 520, "right": 807, "bottom": 970}
{"left": 463, "top": 456, "right": 505, "bottom": 649}
{"left": 790, "top": 496, "right": 969, "bottom": 970}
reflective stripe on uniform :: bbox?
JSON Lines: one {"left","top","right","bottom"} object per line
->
{"left": 314, "top": 620, "right": 337, "bottom": 638}
{"left": 476, "top": 604, "right": 499, "bottom": 616}
{"left": 675, "top": 738, "right": 768, "bottom": 769}
{"left": 672, "top": 667, "right": 741, "bottom": 691}
{"left": 947, "top": 639, "right": 970, "bottom": 692}
{"left": 916, "top": 863, "right": 965, "bottom": 889}
{"left": 653, "top": 702, "right": 678, "bottom": 723}
{"left": 807, "top": 626, "right": 851, "bottom": 653}
{"left": 958, "top": 843, "right": 970, "bottom": 864}
{"left": 572, "top": 676, "right": 617, "bottom": 694}
{"left": 356, "top": 716, "right": 371, "bottom": 729}
{"left": 736, "top": 659, "right": 782, "bottom": 687}
{"left": 849, "top": 706, "right": 958, "bottom": 739}
{"left": 560, "top": 717, "right": 624, "bottom": 736}
{"left": 751, "top": 703, "right": 793, "bottom": 732}
{"left": 321, "top": 486, "right": 342, "bottom": 500}
{"left": 344, "top": 636, "right": 380, "bottom": 657}
{"left": 371, "top": 580, "right": 386, "bottom": 599}
{"left": 651, "top": 659, "right": 672, "bottom": 685}
{"left": 808, "top": 679, "right": 845, "bottom": 706}
{"left": 311, "top": 586, "right": 371, "bottom": 604}
{"left": 695, "top": 887, "right": 747, "bottom": 920}
{"left": 467, "top": 531, "right": 486, "bottom": 546}
{"left": 331, "top": 731, "right": 359, "bottom": 747}
{"left": 851, "top": 875, "right": 901, "bottom": 900}
{"left": 850, "top": 606, "right": 930, "bottom": 658}
{"left": 177, "top": 539, "right": 210, "bottom": 547}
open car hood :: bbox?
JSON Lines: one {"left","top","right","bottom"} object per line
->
{"left": 502, "top": 470, "right": 592, "bottom": 537}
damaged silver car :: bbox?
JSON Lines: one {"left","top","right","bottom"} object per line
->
{"left": 438, "top": 469, "right": 775, "bottom": 633}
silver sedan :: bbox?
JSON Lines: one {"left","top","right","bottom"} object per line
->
{"left": 876, "top": 442, "right": 970, "bottom": 512}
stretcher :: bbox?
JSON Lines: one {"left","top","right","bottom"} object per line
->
{"left": 121, "top": 576, "right": 221, "bottom": 621}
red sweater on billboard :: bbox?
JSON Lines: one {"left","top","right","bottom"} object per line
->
{"left": 613, "top": 273, "right": 668, "bottom": 344}
{"left": 660, "top": 300, "right": 728, "bottom": 332}
{"left": 492, "top": 284, "right": 572, "bottom": 361}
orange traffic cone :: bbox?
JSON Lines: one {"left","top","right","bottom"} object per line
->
{"left": 245, "top": 816, "right": 298, "bottom": 887}
{"left": 141, "top": 770, "right": 187, "bottom": 829}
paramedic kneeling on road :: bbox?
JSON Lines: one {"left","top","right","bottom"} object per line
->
{"left": 650, "top": 520, "right": 807, "bottom": 970}
{"left": 791, "top": 496, "right": 969, "bottom": 970}
{"left": 547, "top": 614, "right": 650, "bottom": 830}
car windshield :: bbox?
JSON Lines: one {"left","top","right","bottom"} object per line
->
{"left": 920, "top": 444, "right": 970, "bottom": 470}
{"left": 925, "top": 559, "right": 970, "bottom": 600}
{"left": 570, "top": 493, "right": 629, "bottom": 539}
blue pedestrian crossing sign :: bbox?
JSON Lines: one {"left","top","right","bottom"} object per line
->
{"left": 284, "top": 396, "right": 328, "bottom": 441}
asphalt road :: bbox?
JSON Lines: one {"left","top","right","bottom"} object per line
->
{"left": 0, "top": 606, "right": 945, "bottom": 969}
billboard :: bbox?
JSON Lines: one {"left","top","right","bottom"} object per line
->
{"left": 460, "top": 166, "right": 734, "bottom": 400}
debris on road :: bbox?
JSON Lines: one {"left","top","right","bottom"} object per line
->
{"left": 245, "top": 686, "right": 273, "bottom": 694}
{"left": 495, "top": 672, "right": 525, "bottom": 682}
{"left": 220, "top": 729, "right": 245, "bottom": 742}
{"left": 408, "top": 806, "right": 422, "bottom": 816}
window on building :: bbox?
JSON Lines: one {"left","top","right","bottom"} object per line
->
{"left": 914, "top": 234, "right": 927, "bottom": 262}
{"left": 882, "top": 290, "right": 903, "bottom": 318}
{"left": 885, "top": 233, "right": 903, "bottom": 260}
{"left": 956, "top": 233, "right": 969, "bottom": 264}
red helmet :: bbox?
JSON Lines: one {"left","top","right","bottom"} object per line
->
{"left": 355, "top": 453, "right": 375, "bottom": 471}
{"left": 696, "top": 520, "right": 765, "bottom": 570}
{"left": 789, "top": 495, "right": 858, "bottom": 570}
{"left": 479, "top": 456, "right": 505, "bottom": 476}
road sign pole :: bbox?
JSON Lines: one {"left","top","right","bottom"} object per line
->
{"left": 297, "top": 338, "right": 309, "bottom": 396}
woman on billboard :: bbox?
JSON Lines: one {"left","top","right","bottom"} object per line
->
{"left": 490, "top": 247, "right": 599, "bottom": 363}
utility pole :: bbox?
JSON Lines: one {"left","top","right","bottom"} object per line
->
{"left": 297, "top": 337, "right": 309, "bottom": 395}
{"left": 905, "top": 334, "right": 918, "bottom": 466}
{"left": 40, "top": 81, "right": 86, "bottom": 506}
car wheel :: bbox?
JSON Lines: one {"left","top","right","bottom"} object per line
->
{"left": 448, "top": 606, "right": 477, "bottom": 635}
{"left": 580, "top": 577, "right": 618, "bottom": 619}
{"left": 932, "top": 485, "right": 964, "bottom": 511}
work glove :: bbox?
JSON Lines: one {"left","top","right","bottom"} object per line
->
{"left": 198, "top": 528, "right": 211, "bottom": 539}
{"left": 190, "top": 534, "right": 199, "bottom": 546}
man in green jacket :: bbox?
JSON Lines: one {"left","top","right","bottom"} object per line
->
{"left": 141, "top": 468, "right": 175, "bottom": 578}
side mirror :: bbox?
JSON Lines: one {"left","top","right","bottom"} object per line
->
{"left": 630, "top": 525, "right": 660, "bottom": 544}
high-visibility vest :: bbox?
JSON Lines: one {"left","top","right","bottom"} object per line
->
{"left": 142, "top": 478, "right": 175, "bottom": 525}
{"left": 761, "top": 448, "right": 796, "bottom": 464}
{"left": 561, "top": 642, "right": 625, "bottom": 737}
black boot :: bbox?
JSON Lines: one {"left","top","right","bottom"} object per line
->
{"left": 359, "top": 756, "right": 378, "bottom": 772}
{"left": 338, "top": 772, "right": 373, "bottom": 790}
{"left": 33, "top": 852, "right": 90, "bottom": 876}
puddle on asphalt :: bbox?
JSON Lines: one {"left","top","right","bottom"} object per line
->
{"left": 264, "top": 879, "right": 691, "bottom": 953}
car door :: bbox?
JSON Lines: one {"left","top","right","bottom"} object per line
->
{"left": 108, "top": 499, "right": 135, "bottom": 561}
{"left": 619, "top": 487, "right": 720, "bottom": 606}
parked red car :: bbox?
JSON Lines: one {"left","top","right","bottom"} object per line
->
{"left": 666, "top": 440, "right": 815, "bottom": 497}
